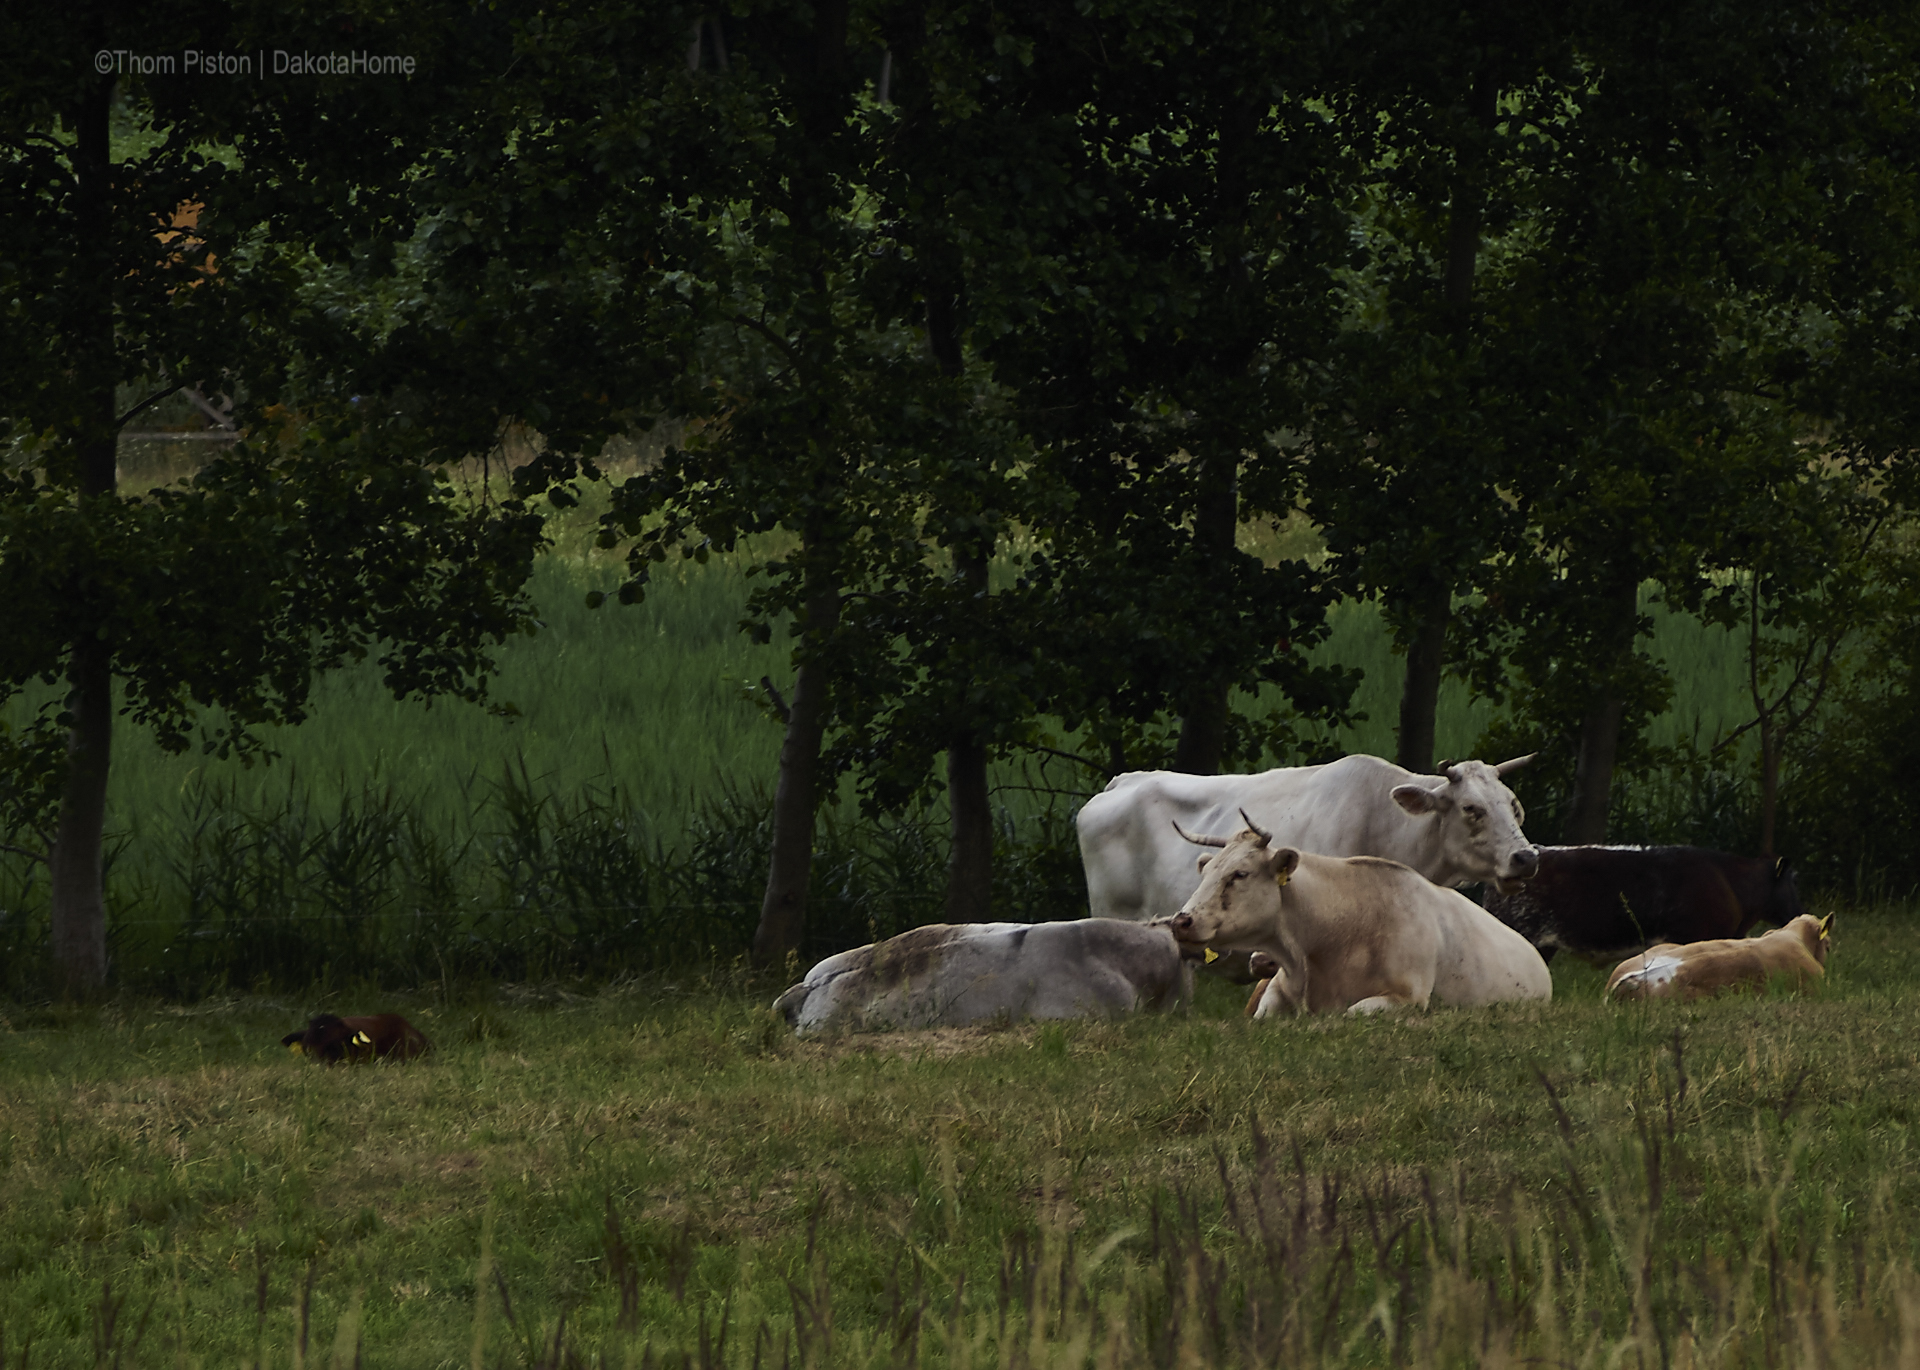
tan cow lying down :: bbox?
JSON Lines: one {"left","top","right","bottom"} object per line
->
{"left": 773, "top": 919, "right": 1189, "bottom": 1037}
{"left": 1166, "top": 815, "right": 1551, "bottom": 1016}
{"left": 1244, "top": 952, "right": 1281, "bottom": 1016}
{"left": 1604, "top": 914, "right": 1833, "bottom": 1002}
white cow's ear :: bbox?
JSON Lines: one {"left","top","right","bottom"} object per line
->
{"left": 1272, "top": 848, "right": 1301, "bottom": 883}
{"left": 1196, "top": 854, "right": 1213, "bottom": 873}
{"left": 1391, "top": 782, "right": 1446, "bottom": 815}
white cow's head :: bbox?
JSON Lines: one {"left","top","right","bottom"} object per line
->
{"left": 1164, "top": 811, "right": 1298, "bottom": 953}
{"left": 1389, "top": 756, "right": 1539, "bottom": 894}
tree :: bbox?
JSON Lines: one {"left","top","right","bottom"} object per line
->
{"left": 955, "top": 1, "right": 1359, "bottom": 788}
{"left": 1454, "top": 0, "right": 1885, "bottom": 841}
{"left": 1302, "top": 4, "right": 1588, "bottom": 776}
{"left": 0, "top": 5, "right": 550, "bottom": 993}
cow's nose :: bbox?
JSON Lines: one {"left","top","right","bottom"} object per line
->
{"left": 1170, "top": 912, "right": 1194, "bottom": 936}
{"left": 1510, "top": 847, "right": 1540, "bottom": 879}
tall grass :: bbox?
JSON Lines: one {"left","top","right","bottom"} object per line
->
{"left": 1, "top": 520, "right": 1785, "bottom": 993}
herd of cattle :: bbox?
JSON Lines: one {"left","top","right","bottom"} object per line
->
{"left": 772, "top": 753, "right": 1835, "bottom": 1037}
{"left": 277, "top": 752, "right": 1836, "bottom": 1059}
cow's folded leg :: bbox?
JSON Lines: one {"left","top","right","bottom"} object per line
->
{"left": 1345, "top": 992, "right": 1424, "bottom": 1015}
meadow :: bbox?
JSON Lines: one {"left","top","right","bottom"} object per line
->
{"left": 4, "top": 475, "right": 1908, "bottom": 1366}
{"left": 3, "top": 907, "right": 1915, "bottom": 1368}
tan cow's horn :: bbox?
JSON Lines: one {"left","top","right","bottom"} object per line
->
{"left": 1493, "top": 753, "right": 1537, "bottom": 776}
{"left": 1171, "top": 819, "right": 1229, "bottom": 848}
{"left": 1434, "top": 758, "right": 1454, "bottom": 773}
{"left": 1238, "top": 808, "right": 1273, "bottom": 844}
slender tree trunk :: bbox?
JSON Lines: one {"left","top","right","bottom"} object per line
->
{"left": 1173, "top": 453, "right": 1239, "bottom": 774}
{"left": 1562, "top": 695, "right": 1625, "bottom": 844}
{"left": 1758, "top": 721, "right": 1780, "bottom": 860}
{"left": 1563, "top": 581, "right": 1641, "bottom": 844}
{"left": 944, "top": 733, "right": 993, "bottom": 923}
{"left": 50, "top": 638, "right": 113, "bottom": 995}
{"left": 752, "top": 581, "right": 841, "bottom": 968}
{"left": 943, "top": 545, "right": 993, "bottom": 922}
{"left": 925, "top": 273, "right": 997, "bottom": 922}
{"left": 1394, "top": 76, "right": 1496, "bottom": 773}
{"left": 48, "top": 64, "right": 117, "bottom": 997}
{"left": 1394, "top": 584, "right": 1450, "bottom": 773}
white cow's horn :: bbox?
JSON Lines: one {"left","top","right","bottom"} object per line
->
{"left": 1493, "top": 753, "right": 1537, "bottom": 776}
{"left": 1238, "top": 808, "right": 1274, "bottom": 844}
{"left": 1434, "top": 758, "right": 1454, "bottom": 773}
{"left": 1171, "top": 819, "right": 1229, "bottom": 848}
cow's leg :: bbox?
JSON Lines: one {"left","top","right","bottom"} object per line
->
{"left": 1244, "top": 977, "right": 1272, "bottom": 1017}
{"left": 1344, "top": 990, "right": 1426, "bottom": 1015}
{"left": 1251, "top": 975, "right": 1299, "bottom": 1019}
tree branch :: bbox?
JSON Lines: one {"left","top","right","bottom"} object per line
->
{"left": 116, "top": 382, "right": 184, "bottom": 429}
{"left": 761, "top": 675, "right": 792, "bottom": 725}
{"left": 1018, "top": 743, "right": 1116, "bottom": 778}
{"left": 0, "top": 841, "right": 48, "bottom": 866}
{"left": 730, "top": 313, "right": 807, "bottom": 375}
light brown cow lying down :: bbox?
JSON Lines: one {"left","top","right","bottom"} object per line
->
{"left": 1604, "top": 913, "right": 1833, "bottom": 1002}
{"left": 1166, "top": 814, "right": 1551, "bottom": 1017}
{"left": 1244, "top": 952, "right": 1281, "bottom": 1016}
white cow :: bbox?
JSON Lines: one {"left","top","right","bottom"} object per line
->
{"left": 1078, "top": 754, "right": 1540, "bottom": 924}
{"left": 773, "top": 919, "right": 1189, "bottom": 1037}
{"left": 1164, "top": 819, "right": 1551, "bottom": 1016}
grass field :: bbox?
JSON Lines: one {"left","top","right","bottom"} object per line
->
{"left": 2, "top": 899, "right": 1914, "bottom": 1367}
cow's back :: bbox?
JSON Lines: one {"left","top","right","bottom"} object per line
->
{"left": 775, "top": 920, "right": 1183, "bottom": 1036}
{"left": 1486, "top": 845, "right": 1767, "bottom": 961}
{"left": 1078, "top": 758, "right": 1405, "bottom": 922}
{"left": 1606, "top": 922, "right": 1825, "bottom": 1001}
{"left": 1428, "top": 889, "right": 1553, "bottom": 1006}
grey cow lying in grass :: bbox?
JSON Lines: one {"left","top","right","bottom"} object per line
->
{"left": 773, "top": 919, "right": 1190, "bottom": 1037}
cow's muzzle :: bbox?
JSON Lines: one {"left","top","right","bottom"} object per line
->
{"left": 1495, "top": 846, "right": 1540, "bottom": 895}
{"left": 1169, "top": 912, "right": 1200, "bottom": 942}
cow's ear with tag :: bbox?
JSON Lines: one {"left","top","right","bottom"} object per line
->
{"left": 1391, "top": 782, "right": 1447, "bottom": 816}
{"left": 1271, "top": 848, "right": 1300, "bottom": 886}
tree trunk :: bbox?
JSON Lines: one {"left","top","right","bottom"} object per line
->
{"left": 1758, "top": 720, "right": 1780, "bottom": 860}
{"left": 944, "top": 734, "right": 993, "bottom": 923}
{"left": 943, "top": 544, "right": 994, "bottom": 922}
{"left": 1173, "top": 452, "right": 1238, "bottom": 774}
{"left": 1563, "top": 581, "right": 1641, "bottom": 844}
{"left": 1393, "top": 77, "right": 1497, "bottom": 774}
{"left": 1394, "top": 585, "right": 1450, "bottom": 773}
{"left": 751, "top": 582, "right": 841, "bottom": 968}
{"left": 50, "top": 637, "right": 113, "bottom": 995}
{"left": 48, "top": 64, "right": 118, "bottom": 997}
{"left": 1562, "top": 694, "right": 1624, "bottom": 844}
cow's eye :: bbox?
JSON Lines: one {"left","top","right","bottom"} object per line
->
{"left": 1463, "top": 805, "right": 1484, "bottom": 821}
{"left": 1229, "top": 869, "right": 1248, "bottom": 882}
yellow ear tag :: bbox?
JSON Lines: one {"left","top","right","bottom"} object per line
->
{"left": 288, "top": 1042, "right": 304, "bottom": 1054}
{"left": 353, "top": 1031, "right": 372, "bottom": 1047}
{"left": 1275, "top": 869, "right": 1291, "bottom": 887}
{"left": 1204, "top": 948, "right": 1220, "bottom": 964}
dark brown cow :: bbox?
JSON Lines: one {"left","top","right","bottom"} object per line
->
{"left": 281, "top": 1013, "right": 431, "bottom": 1064}
{"left": 1483, "top": 845, "right": 1806, "bottom": 964}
